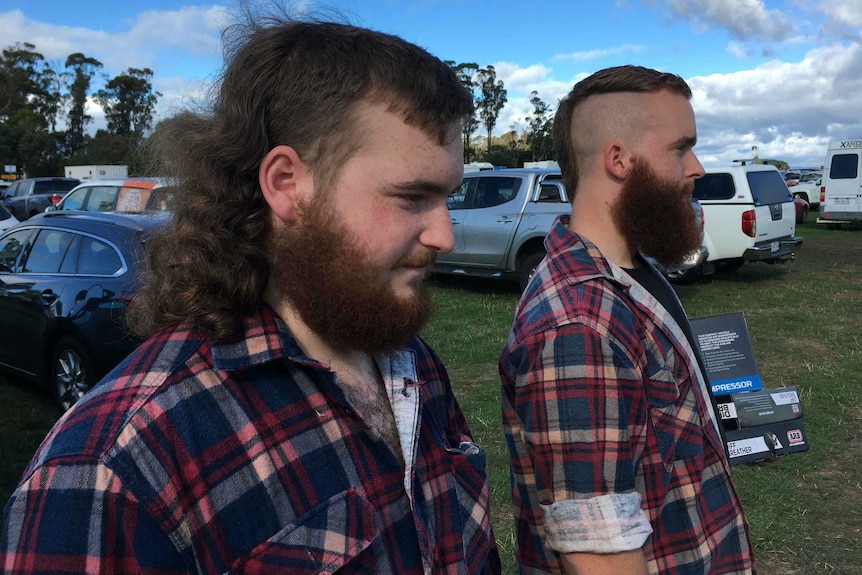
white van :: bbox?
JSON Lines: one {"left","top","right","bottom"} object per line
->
{"left": 817, "top": 140, "right": 862, "bottom": 228}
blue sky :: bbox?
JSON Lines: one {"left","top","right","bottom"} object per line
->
{"left": 2, "top": 0, "right": 861, "bottom": 167}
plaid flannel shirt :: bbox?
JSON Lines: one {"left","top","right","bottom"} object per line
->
{"left": 2, "top": 304, "right": 500, "bottom": 575}
{"left": 500, "top": 218, "right": 754, "bottom": 575}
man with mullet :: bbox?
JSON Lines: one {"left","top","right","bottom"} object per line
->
{"left": 500, "top": 65, "right": 756, "bottom": 574}
{"left": 2, "top": 14, "right": 500, "bottom": 575}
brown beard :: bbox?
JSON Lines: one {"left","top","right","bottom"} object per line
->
{"left": 611, "top": 156, "right": 703, "bottom": 268}
{"left": 268, "top": 194, "right": 434, "bottom": 355}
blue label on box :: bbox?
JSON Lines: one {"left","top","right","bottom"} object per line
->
{"left": 710, "top": 375, "right": 763, "bottom": 394}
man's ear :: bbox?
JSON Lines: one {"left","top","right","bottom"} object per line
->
{"left": 604, "top": 141, "right": 629, "bottom": 181}
{"left": 259, "top": 145, "right": 312, "bottom": 223}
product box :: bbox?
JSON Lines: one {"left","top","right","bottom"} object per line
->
{"left": 724, "top": 419, "right": 809, "bottom": 465}
{"left": 715, "top": 387, "right": 809, "bottom": 465}
{"left": 690, "top": 312, "right": 763, "bottom": 395}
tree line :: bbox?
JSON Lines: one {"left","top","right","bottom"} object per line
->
{"left": 447, "top": 61, "right": 555, "bottom": 167}
{"left": 0, "top": 44, "right": 554, "bottom": 178}
{"left": 0, "top": 42, "right": 161, "bottom": 178}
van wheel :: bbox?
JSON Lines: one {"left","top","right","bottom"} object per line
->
{"left": 519, "top": 252, "right": 545, "bottom": 291}
{"left": 51, "top": 336, "right": 95, "bottom": 412}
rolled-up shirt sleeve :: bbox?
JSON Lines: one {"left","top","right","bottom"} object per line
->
{"left": 510, "top": 320, "right": 653, "bottom": 554}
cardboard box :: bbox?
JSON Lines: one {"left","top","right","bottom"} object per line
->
{"left": 716, "top": 387, "right": 803, "bottom": 430}
{"left": 725, "top": 419, "right": 809, "bottom": 465}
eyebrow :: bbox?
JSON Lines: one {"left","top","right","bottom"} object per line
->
{"left": 671, "top": 135, "right": 698, "bottom": 149}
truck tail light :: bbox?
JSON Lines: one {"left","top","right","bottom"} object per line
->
{"left": 742, "top": 209, "right": 756, "bottom": 237}
{"left": 819, "top": 186, "right": 825, "bottom": 203}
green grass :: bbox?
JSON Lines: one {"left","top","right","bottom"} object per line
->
{"left": 2, "top": 221, "right": 860, "bottom": 574}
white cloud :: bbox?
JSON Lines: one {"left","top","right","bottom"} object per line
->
{"left": 819, "top": 0, "right": 862, "bottom": 27}
{"left": 554, "top": 44, "right": 646, "bottom": 62}
{"left": 664, "top": 0, "right": 794, "bottom": 41}
{"left": 0, "top": 7, "right": 224, "bottom": 80}
{"left": 688, "top": 41, "right": 862, "bottom": 165}
{"left": 726, "top": 41, "right": 752, "bottom": 58}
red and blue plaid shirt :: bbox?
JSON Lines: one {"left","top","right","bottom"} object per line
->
{"left": 2, "top": 304, "right": 500, "bottom": 574}
{"left": 500, "top": 218, "right": 754, "bottom": 574}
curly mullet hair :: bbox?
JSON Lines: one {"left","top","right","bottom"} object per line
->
{"left": 127, "top": 13, "right": 473, "bottom": 341}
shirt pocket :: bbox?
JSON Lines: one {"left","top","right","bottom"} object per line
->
{"left": 645, "top": 366, "right": 704, "bottom": 471}
{"left": 227, "top": 489, "right": 381, "bottom": 575}
{"left": 446, "top": 442, "right": 500, "bottom": 574}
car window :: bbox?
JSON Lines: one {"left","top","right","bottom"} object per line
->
{"left": 747, "top": 171, "right": 792, "bottom": 205}
{"left": 59, "top": 234, "right": 81, "bottom": 274}
{"left": 78, "top": 236, "right": 122, "bottom": 276}
{"left": 470, "top": 177, "right": 521, "bottom": 208}
{"left": 33, "top": 180, "right": 79, "bottom": 195}
{"left": 693, "top": 173, "right": 735, "bottom": 200}
{"left": 0, "top": 229, "right": 33, "bottom": 272}
{"left": 148, "top": 187, "right": 174, "bottom": 211}
{"left": 829, "top": 153, "right": 859, "bottom": 180}
{"left": 0, "top": 202, "right": 13, "bottom": 221}
{"left": 59, "top": 188, "right": 88, "bottom": 211}
{"left": 23, "top": 229, "right": 75, "bottom": 273}
{"left": 537, "top": 183, "right": 562, "bottom": 202}
{"left": 115, "top": 187, "right": 151, "bottom": 212}
{"left": 88, "top": 186, "right": 121, "bottom": 211}
{"left": 3, "top": 182, "right": 22, "bottom": 198}
{"left": 448, "top": 178, "right": 474, "bottom": 210}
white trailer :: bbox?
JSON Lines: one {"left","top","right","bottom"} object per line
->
{"left": 64, "top": 165, "right": 129, "bottom": 181}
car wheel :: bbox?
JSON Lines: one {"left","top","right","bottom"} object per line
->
{"left": 51, "top": 336, "right": 94, "bottom": 412}
{"left": 519, "top": 252, "right": 546, "bottom": 291}
{"left": 666, "top": 264, "right": 702, "bottom": 285}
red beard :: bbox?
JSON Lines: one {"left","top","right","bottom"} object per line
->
{"left": 269, "top": 195, "right": 434, "bottom": 355}
{"left": 611, "top": 156, "right": 703, "bottom": 268}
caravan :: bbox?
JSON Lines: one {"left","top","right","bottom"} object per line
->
{"left": 817, "top": 140, "right": 862, "bottom": 228}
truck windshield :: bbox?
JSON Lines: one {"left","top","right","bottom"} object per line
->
{"left": 33, "top": 180, "right": 79, "bottom": 195}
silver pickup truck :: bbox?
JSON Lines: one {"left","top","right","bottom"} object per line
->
{"left": 434, "top": 168, "right": 570, "bottom": 290}
{"left": 434, "top": 167, "right": 709, "bottom": 289}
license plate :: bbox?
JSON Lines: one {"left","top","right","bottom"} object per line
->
{"left": 771, "top": 241, "right": 779, "bottom": 253}
{"left": 835, "top": 198, "right": 850, "bottom": 205}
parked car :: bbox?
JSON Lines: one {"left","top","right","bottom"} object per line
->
{"left": 0, "top": 177, "right": 80, "bottom": 220}
{"left": 50, "top": 177, "right": 175, "bottom": 213}
{"left": 794, "top": 196, "right": 809, "bottom": 224}
{"left": 671, "top": 160, "right": 802, "bottom": 281}
{"left": 791, "top": 175, "right": 822, "bottom": 209}
{"left": 434, "top": 168, "right": 570, "bottom": 290}
{"left": 0, "top": 202, "right": 19, "bottom": 232}
{"left": 0, "top": 210, "right": 169, "bottom": 411}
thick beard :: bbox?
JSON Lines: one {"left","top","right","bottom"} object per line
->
{"left": 269, "top": 195, "right": 434, "bottom": 355}
{"left": 611, "top": 156, "right": 703, "bottom": 268}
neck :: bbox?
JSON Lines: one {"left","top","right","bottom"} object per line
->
{"left": 568, "top": 192, "right": 637, "bottom": 268}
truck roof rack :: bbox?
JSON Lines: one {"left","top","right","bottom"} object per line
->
{"left": 732, "top": 158, "right": 759, "bottom": 165}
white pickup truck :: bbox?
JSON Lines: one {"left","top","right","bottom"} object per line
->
{"left": 434, "top": 168, "right": 570, "bottom": 290}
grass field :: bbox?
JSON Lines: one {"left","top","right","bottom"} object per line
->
{"left": 1, "top": 220, "right": 860, "bottom": 574}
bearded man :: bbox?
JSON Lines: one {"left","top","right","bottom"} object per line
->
{"left": 1, "top": 15, "right": 500, "bottom": 575}
{"left": 499, "top": 65, "right": 756, "bottom": 575}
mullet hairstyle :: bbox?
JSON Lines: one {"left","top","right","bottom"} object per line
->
{"left": 127, "top": 14, "right": 473, "bottom": 341}
{"left": 552, "top": 64, "right": 692, "bottom": 197}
